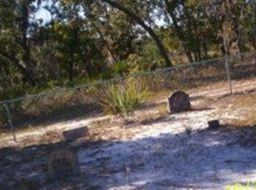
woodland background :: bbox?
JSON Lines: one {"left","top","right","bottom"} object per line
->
{"left": 0, "top": 0, "right": 255, "bottom": 100}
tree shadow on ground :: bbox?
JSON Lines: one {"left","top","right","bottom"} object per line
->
{"left": 1, "top": 124, "right": 256, "bottom": 190}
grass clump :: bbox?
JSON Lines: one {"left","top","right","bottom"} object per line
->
{"left": 100, "top": 78, "right": 148, "bottom": 118}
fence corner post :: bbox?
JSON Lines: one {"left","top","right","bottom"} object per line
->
{"left": 3, "top": 103, "right": 17, "bottom": 142}
{"left": 225, "top": 56, "right": 233, "bottom": 95}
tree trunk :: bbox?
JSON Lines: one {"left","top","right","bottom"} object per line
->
{"left": 252, "top": 36, "right": 256, "bottom": 50}
{"left": 68, "top": 60, "right": 74, "bottom": 82}
{"left": 0, "top": 64, "right": 9, "bottom": 89}
{"left": 203, "top": 40, "right": 208, "bottom": 59}
{"left": 90, "top": 22, "right": 118, "bottom": 64}
{"left": 164, "top": 0, "right": 194, "bottom": 63}
{"left": 100, "top": 0, "right": 173, "bottom": 67}
{"left": 20, "top": 0, "right": 35, "bottom": 83}
{"left": 184, "top": 46, "right": 194, "bottom": 63}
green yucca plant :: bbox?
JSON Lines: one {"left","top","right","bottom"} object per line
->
{"left": 100, "top": 78, "right": 148, "bottom": 118}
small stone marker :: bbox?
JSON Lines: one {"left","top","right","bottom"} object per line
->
{"left": 47, "top": 149, "right": 80, "bottom": 179}
{"left": 167, "top": 91, "right": 191, "bottom": 113}
{"left": 63, "top": 126, "right": 88, "bottom": 142}
{"left": 208, "top": 120, "right": 220, "bottom": 130}
{"left": 17, "top": 178, "right": 38, "bottom": 190}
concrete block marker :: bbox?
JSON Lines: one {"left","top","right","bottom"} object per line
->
{"left": 208, "top": 120, "right": 220, "bottom": 130}
{"left": 63, "top": 126, "right": 88, "bottom": 142}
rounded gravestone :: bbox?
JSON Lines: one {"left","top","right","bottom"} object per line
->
{"left": 167, "top": 91, "right": 191, "bottom": 113}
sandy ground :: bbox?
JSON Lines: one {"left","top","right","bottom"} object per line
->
{"left": 0, "top": 77, "right": 256, "bottom": 189}
{"left": 77, "top": 109, "right": 256, "bottom": 189}
{"left": 76, "top": 78, "right": 256, "bottom": 190}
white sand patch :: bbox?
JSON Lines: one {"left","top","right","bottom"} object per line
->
{"left": 78, "top": 106, "right": 256, "bottom": 189}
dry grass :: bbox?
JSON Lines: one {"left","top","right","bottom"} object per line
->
{"left": 216, "top": 92, "right": 256, "bottom": 126}
{"left": 87, "top": 117, "right": 133, "bottom": 141}
{"left": 146, "top": 89, "right": 170, "bottom": 102}
{"left": 86, "top": 102, "right": 171, "bottom": 141}
{"left": 1, "top": 78, "right": 255, "bottom": 148}
{"left": 134, "top": 112, "right": 166, "bottom": 125}
{"left": 11, "top": 130, "right": 63, "bottom": 147}
{"left": 133, "top": 103, "right": 169, "bottom": 125}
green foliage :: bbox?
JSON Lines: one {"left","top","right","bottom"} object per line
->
{"left": 99, "top": 78, "right": 148, "bottom": 118}
{"left": 0, "top": 86, "right": 27, "bottom": 101}
{"left": 0, "top": 0, "right": 255, "bottom": 101}
{"left": 111, "top": 61, "right": 130, "bottom": 76}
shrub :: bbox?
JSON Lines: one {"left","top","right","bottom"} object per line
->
{"left": 111, "top": 61, "right": 130, "bottom": 76}
{"left": 99, "top": 78, "right": 148, "bottom": 118}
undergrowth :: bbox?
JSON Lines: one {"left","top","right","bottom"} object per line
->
{"left": 99, "top": 78, "right": 148, "bottom": 118}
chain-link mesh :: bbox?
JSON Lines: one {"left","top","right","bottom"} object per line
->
{"left": 0, "top": 51, "right": 255, "bottom": 136}
{"left": 229, "top": 51, "right": 256, "bottom": 79}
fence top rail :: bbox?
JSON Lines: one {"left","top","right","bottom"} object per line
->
{"left": 0, "top": 50, "right": 255, "bottom": 105}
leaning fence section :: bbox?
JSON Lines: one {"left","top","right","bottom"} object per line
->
{"left": 0, "top": 51, "right": 255, "bottom": 141}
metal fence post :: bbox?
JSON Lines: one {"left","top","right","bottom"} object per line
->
{"left": 225, "top": 56, "right": 233, "bottom": 95}
{"left": 3, "top": 103, "right": 17, "bottom": 142}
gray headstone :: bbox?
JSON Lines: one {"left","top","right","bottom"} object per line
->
{"left": 63, "top": 126, "right": 88, "bottom": 142}
{"left": 167, "top": 91, "right": 191, "bottom": 113}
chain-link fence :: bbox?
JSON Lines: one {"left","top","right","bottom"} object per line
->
{"left": 0, "top": 51, "right": 255, "bottom": 142}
